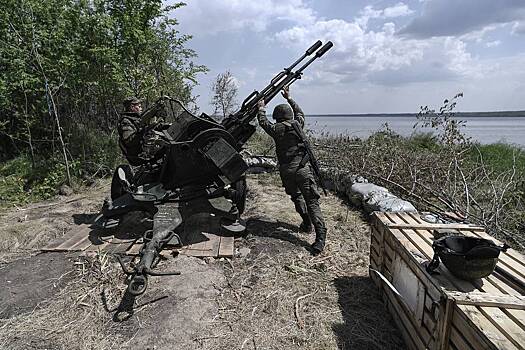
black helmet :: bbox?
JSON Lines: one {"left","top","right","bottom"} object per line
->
{"left": 426, "top": 235, "right": 509, "bottom": 280}
{"left": 272, "top": 104, "right": 293, "bottom": 121}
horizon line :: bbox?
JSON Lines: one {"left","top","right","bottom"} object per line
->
{"left": 304, "top": 110, "right": 525, "bottom": 116}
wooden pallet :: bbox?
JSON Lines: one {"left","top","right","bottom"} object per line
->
{"left": 370, "top": 211, "right": 525, "bottom": 350}
{"left": 42, "top": 224, "right": 235, "bottom": 258}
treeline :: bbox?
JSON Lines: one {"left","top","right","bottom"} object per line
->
{"left": 0, "top": 0, "right": 205, "bottom": 189}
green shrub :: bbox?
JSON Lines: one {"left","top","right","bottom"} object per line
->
{"left": 409, "top": 132, "right": 441, "bottom": 151}
{"left": 469, "top": 143, "right": 525, "bottom": 174}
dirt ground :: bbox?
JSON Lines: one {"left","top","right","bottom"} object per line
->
{"left": 0, "top": 173, "right": 404, "bottom": 349}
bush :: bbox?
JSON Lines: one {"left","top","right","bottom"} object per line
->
{"left": 469, "top": 142, "right": 525, "bottom": 174}
{"left": 0, "top": 156, "right": 64, "bottom": 205}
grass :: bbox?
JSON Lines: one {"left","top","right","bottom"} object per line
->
{"left": 0, "top": 131, "right": 123, "bottom": 208}
{"left": 469, "top": 142, "right": 525, "bottom": 173}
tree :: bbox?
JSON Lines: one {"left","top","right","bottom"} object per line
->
{"left": 210, "top": 71, "right": 238, "bottom": 119}
{"left": 0, "top": 0, "right": 206, "bottom": 164}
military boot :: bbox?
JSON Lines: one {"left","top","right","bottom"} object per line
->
{"left": 311, "top": 231, "right": 326, "bottom": 255}
{"left": 299, "top": 214, "right": 313, "bottom": 233}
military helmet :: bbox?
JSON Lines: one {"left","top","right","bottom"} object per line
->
{"left": 123, "top": 96, "right": 142, "bottom": 111}
{"left": 426, "top": 235, "right": 509, "bottom": 281}
{"left": 272, "top": 104, "right": 293, "bottom": 121}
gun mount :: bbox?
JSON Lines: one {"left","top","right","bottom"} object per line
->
{"left": 96, "top": 41, "right": 333, "bottom": 296}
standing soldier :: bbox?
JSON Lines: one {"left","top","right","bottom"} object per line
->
{"left": 257, "top": 87, "right": 327, "bottom": 255}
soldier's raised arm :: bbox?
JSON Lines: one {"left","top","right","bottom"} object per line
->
{"left": 282, "top": 87, "right": 305, "bottom": 128}
{"left": 256, "top": 99, "right": 277, "bottom": 138}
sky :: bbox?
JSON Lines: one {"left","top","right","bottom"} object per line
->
{"left": 170, "top": 0, "right": 525, "bottom": 114}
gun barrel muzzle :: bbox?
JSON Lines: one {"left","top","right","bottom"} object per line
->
{"left": 316, "top": 41, "right": 334, "bottom": 57}
{"left": 306, "top": 40, "right": 322, "bottom": 55}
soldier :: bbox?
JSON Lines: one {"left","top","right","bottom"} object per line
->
{"left": 118, "top": 96, "right": 166, "bottom": 166}
{"left": 257, "top": 87, "right": 327, "bottom": 255}
{"left": 118, "top": 97, "right": 147, "bottom": 166}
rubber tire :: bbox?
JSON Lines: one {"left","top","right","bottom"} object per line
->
{"left": 232, "top": 176, "right": 247, "bottom": 215}
{"left": 111, "top": 164, "right": 133, "bottom": 200}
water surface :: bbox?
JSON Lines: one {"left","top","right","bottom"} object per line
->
{"left": 306, "top": 114, "right": 525, "bottom": 146}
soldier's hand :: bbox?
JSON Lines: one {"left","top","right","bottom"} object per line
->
{"left": 281, "top": 86, "right": 290, "bottom": 100}
{"left": 257, "top": 99, "right": 265, "bottom": 110}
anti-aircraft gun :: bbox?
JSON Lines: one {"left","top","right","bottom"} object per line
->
{"left": 96, "top": 40, "right": 333, "bottom": 296}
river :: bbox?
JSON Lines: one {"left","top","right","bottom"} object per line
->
{"left": 305, "top": 114, "right": 525, "bottom": 147}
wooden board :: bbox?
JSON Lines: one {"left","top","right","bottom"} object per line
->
{"left": 370, "top": 211, "right": 525, "bottom": 350}
{"left": 42, "top": 225, "right": 234, "bottom": 258}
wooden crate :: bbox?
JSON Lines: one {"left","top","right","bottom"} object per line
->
{"left": 369, "top": 212, "right": 525, "bottom": 350}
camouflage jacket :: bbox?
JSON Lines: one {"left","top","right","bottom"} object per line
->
{"left": 118, "top": 112, "right": 146, "bottom": 166}
{"left": 257, "top": 98, "right": 307, "bottom": 169}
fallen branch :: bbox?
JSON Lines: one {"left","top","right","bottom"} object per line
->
{"left": 294, "top": 291, "right": 316, "bottom": 329}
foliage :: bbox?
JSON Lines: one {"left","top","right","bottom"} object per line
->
{"left": 244, "top": 129, "right": 275, "bottom": 156}
{"left": 0, "top": 0, "right": 206, "bottom": 200}
{"left": 210, "top": 70, "right": 238, "bottom": 120}
{"left": 415, "top": 93, "right": 470, "bottom": 146}
{"left": 315, "top": 96, "right": 525, "bottom": 249}
{"left": 0, "top": 155, "right": 66, "bottom": 205}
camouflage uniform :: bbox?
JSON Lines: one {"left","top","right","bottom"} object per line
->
{"left": 118, "top": 111, "right": 147, "bottom": 166}
{"left": 257, "top": 98, "right": 327, "bottom": 253}
{"left": 118, "top": 97, "right": 165, "bottom": 166}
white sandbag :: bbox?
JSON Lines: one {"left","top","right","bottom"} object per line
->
{"left": 353, "top": 183, "right": 417, "bottom": 213}
{"left": 349, "top": 183, "right": 389, "bottom": 206}
{"left": 372, "top": 196, "right": 417, "bottom": 213}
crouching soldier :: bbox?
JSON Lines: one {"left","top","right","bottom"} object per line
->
{"left": 257, "top": 87, "right": 327, "bottom": 255}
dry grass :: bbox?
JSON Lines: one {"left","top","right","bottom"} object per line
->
{"left": 0, "top": 173, "right": 404, "bottom": 349}
{"left": 196, "top": 173, "right": 404, "bottom": 349}
{"left": 0, "top": 180, "right": 108, "bottom": 266}
{"left": 0, "top": 253, "right": 135, "bottom": 349}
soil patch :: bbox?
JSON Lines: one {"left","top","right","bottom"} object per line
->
{"left": 0, "top": 252, "right": 73, "bottom": 318}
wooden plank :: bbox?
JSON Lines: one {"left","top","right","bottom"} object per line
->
{"left": 370, "top": 248, "right": 380, "bottom": 269}
{"left": 452, "top": 307, "right": 501, "bottom": 350}
{"left": 105, "top": 237, "right": 137, "bottom": 254}
{"left": 467, "top": 228, "right": 525, "bottom": 265}
{"left": 436, "top": 296, "right": 455, "bottom": 350}
{"left": 41, "top": 236, "right": 66, "bottom": 251}
{"left": 449, "top": 292, "right": 525, "bottom": 310}
{"left": 84, "top": 235, "right": 112, "bottom": 253}
{"left": 209, "top": 233, "right": 221, "bottom": 257}
{"left": 382, "top": 297, "right": 419, "bottom": 350}
{"left": 390, "top": 212, "right": 525, "bottom": 349}
{"left": 68, "top": 234, "right": 93, "bottom": 251}
{"left": 26, "top": 228, "right": 48, "bottom": 248}
{"left": 381, "top": 276, "right": 429, "bottom": 349}
{"left": 218, "top": 235, "right": 234, "bottom": 258}
{"left": 386, "top": 222, "right": 485, "bottom": 230}
{"left": 42, "top": 225, "right": 91, "bottom": 251}
{"left": 402, "top": 213, "right": 517, "bottom": 296}
{"left": 381, "top": 226, "right": 443, "bottom": 301}
{"left": 126, "top": 241, "right": 143, "bottom": 256}
{"left": 450, "top": 326, "right": 474, "bottom": 350}
{"left": 421, "top": 311, "right": 436, "bottom": 342}
{"left": 406, "top": 214, "right": 525, "bottom": 332}
{"left": 179, "top": 232, "right": 219, "bottom": 257}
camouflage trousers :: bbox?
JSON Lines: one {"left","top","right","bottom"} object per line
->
{"left": 279, "top": 165, "right": 327, "bottom": 238}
